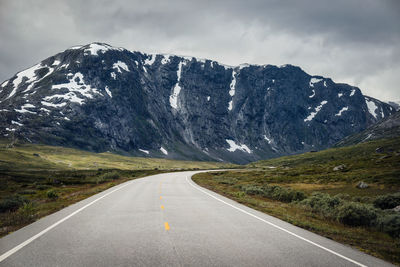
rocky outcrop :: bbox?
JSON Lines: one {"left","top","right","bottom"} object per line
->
{"left": 337, "top": 111, "right": 400, "bottom": 147}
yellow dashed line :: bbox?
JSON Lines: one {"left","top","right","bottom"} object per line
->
{"left": 160, "top": 196, "right": 162, "bottom": 200}
{"left": 164, "top": 222, "right": 170, "bottom": 231}
{"left": 161, "top": 205, "right": 164, "bottom": 210}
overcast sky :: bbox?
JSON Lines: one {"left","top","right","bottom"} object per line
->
{"left": 0, "top": 0, "right": 399, "bottom": 101}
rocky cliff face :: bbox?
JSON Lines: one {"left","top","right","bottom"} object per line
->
{"left": 337, "top": 111, "right": 400, "bottom": 146}
{"left": 0, "top": 43, "right": 396, "bottom": 163}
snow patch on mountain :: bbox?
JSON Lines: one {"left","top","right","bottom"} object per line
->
{"left": 1, "top": 80, "right": 9, "bottom": 88}
{"left": 169, "top": 61, "right": 186, "bottom": 109}
{"left": 23, "top": 66, "right": 56, "bottom": 93}
{"left": 228, "top": 70, "right": 237, "bottom": 111}
{"left": 365, "top": 97, "right": 378, "bottom": 119}
{"left": 144, "top": 54, "right": 156, "bottom": 65}
{"left": 44, "top": 92, "right": 85, "bottom": 105}
{"left": 309, "top": 77, "right": 323, "bottom": 87}
{"left": 41, "top": 101, "right": 66, "bottom": 108}
{"left": 15, "top": 103, "right": 36, "bottom": 114}
{"left": 263, "top": 135, "right": 273, "bottom": 144}
{"left": 51, "top": 72, "right": 101, "bottom": 105}
{"left": 68, "top": 45, "right": 82, "bottom": 50}
{"left": 139, "top": 149, "right": 149, "bottom": 154}
{"left": 160, "top": 147, "right": 168, "bottom": 155}
{"left": 113, "top": 61, "right": 129, "bottom": 73}
{"left": 11, "top": 120, "right": 23, "bottom": 126}
{"left": 105, "top": 86, "right": 112, "bottom": 98}
{"left": 226, "top": 139, "right": 252, "bottom": 153}
{"left": 309, "top": 89, "right": 315, "bottom": 98}
{"left": 229, "top": 70, "right": 237, "bottom": 97}
{"left": 304, "top": 100, "right": 328, "bottom": 122}
{"left": 7, "top": 63, "right": 43, "bottom": 99}
{"left": 161, "top": 55, "right": 171, "bottom": 64}
{"left": 335, "top": 106, "right": 349, "bottom": 116}
{"left": 84, "top": 43, "right": 123, "bottom": 56}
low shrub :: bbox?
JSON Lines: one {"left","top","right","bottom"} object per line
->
{"left": 240, "top": 184, "right": 306, "bottom": 203}
{"left": 377, "top": 214, "right": 400, "bottom": 238}
{"left": 241, "top": 185, "right": 264, "bottom": 195}
{"left": 301, "top": 192, "right": 341, "bottom": 218}
{"left": 373, "top": 193, "right": 400, "bottom": 210}
{"left": 18, "top": 202, "right": 36, "bottom": 221}
{"left": 269, "top": 186, "right": 306, "bottom": 202}
{"left": 0, "top": 195, "right": 29, "bottom": 213}
{"left": 46, "top": 190, "right": 59, "bottom": 200}
{"left": 336, "top": 202, "right": 377, "bottom": 226}
{"left": 101, "top": 171, "right": 121, "bottom": 180}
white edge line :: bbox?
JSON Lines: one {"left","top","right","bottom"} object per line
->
{"left": 0, "top": 182, "right": 131, "bottom": 263}
{"left": 186, "top": 175, "right": 368, "bottom": 267}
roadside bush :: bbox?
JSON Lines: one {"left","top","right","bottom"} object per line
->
{"left": 101, "top": 171, "right": 121, "bottom": 180}
{"left": 240, "top": 184, "right": 306, "bottom": 203}
{"left": 0, "top": 195, "right": 29, "bottom": 213}
{"left": 18, "top": 202, "right": 36, "bottom": 222}
{"left": 336, "top": 202, "right": 377, "bottom": 227}
{"left": 373, "top": 193, "right": 400, "bottom": 210}
{"left": 377, "top": 214, "right": 400, "bottom": 238}
{"left": 269, "top": 186, "right": 306, "bottom": 203}
{"left": 301, "top": 192, "right": 341, "bottom": 218}
{"left": 46, "top": 190, "right": 59, "bottom": 200}
{"left": 290, "top": 190, "right": 307, "bottom": 202}
{"left": 241, "top": 185, "right": 264, "bottom": 195}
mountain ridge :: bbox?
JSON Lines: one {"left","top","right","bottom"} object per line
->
{"left": 0, "top": 42, "right": 396, "bottom": 163}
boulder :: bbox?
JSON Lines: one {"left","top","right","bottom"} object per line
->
{"left": 393, "top": 205, "right": 400, "bottom": 213}
{"left": 376, "top": 147, "right": 384, "bottom": 153}
{"left": 356, "top": 181, "right": 369, "bottom": 189}
{"left": 333, "top": 164, "right": 346, "bottom": 171}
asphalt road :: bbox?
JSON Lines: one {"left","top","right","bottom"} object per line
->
{"left": 0, "top": 171, "right": 394, "bottom": 266}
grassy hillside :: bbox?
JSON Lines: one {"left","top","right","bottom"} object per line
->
{"left": 0, "top": 141, "right": 234, "bottom": 237}
{"left": 193, "top": 137, "right": 400, "bottom": 264}
{"left": 0, "top": 141, "right": 233, "bottom": 171}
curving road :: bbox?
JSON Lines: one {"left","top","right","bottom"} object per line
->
{"left": 0, "top": 171, "right": 394, "bottom": 266}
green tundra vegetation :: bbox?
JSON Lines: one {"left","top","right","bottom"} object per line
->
{"left": 0, "top": 141, "right": 234, "bottom": 237}
{"left": 193, "top": 137, "right": 400, "bottom": 265}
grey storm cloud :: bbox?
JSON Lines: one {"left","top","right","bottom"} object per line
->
{"left": 0, "top": 0, "right": 399, "bottom": 101}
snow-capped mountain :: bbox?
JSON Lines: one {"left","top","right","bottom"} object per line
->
{"left": 0, "top": 43, "right": 395, "bottom": 163}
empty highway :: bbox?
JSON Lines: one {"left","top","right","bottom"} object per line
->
{"left": 0, "top": 171, "right": 394, "bottom": 266}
